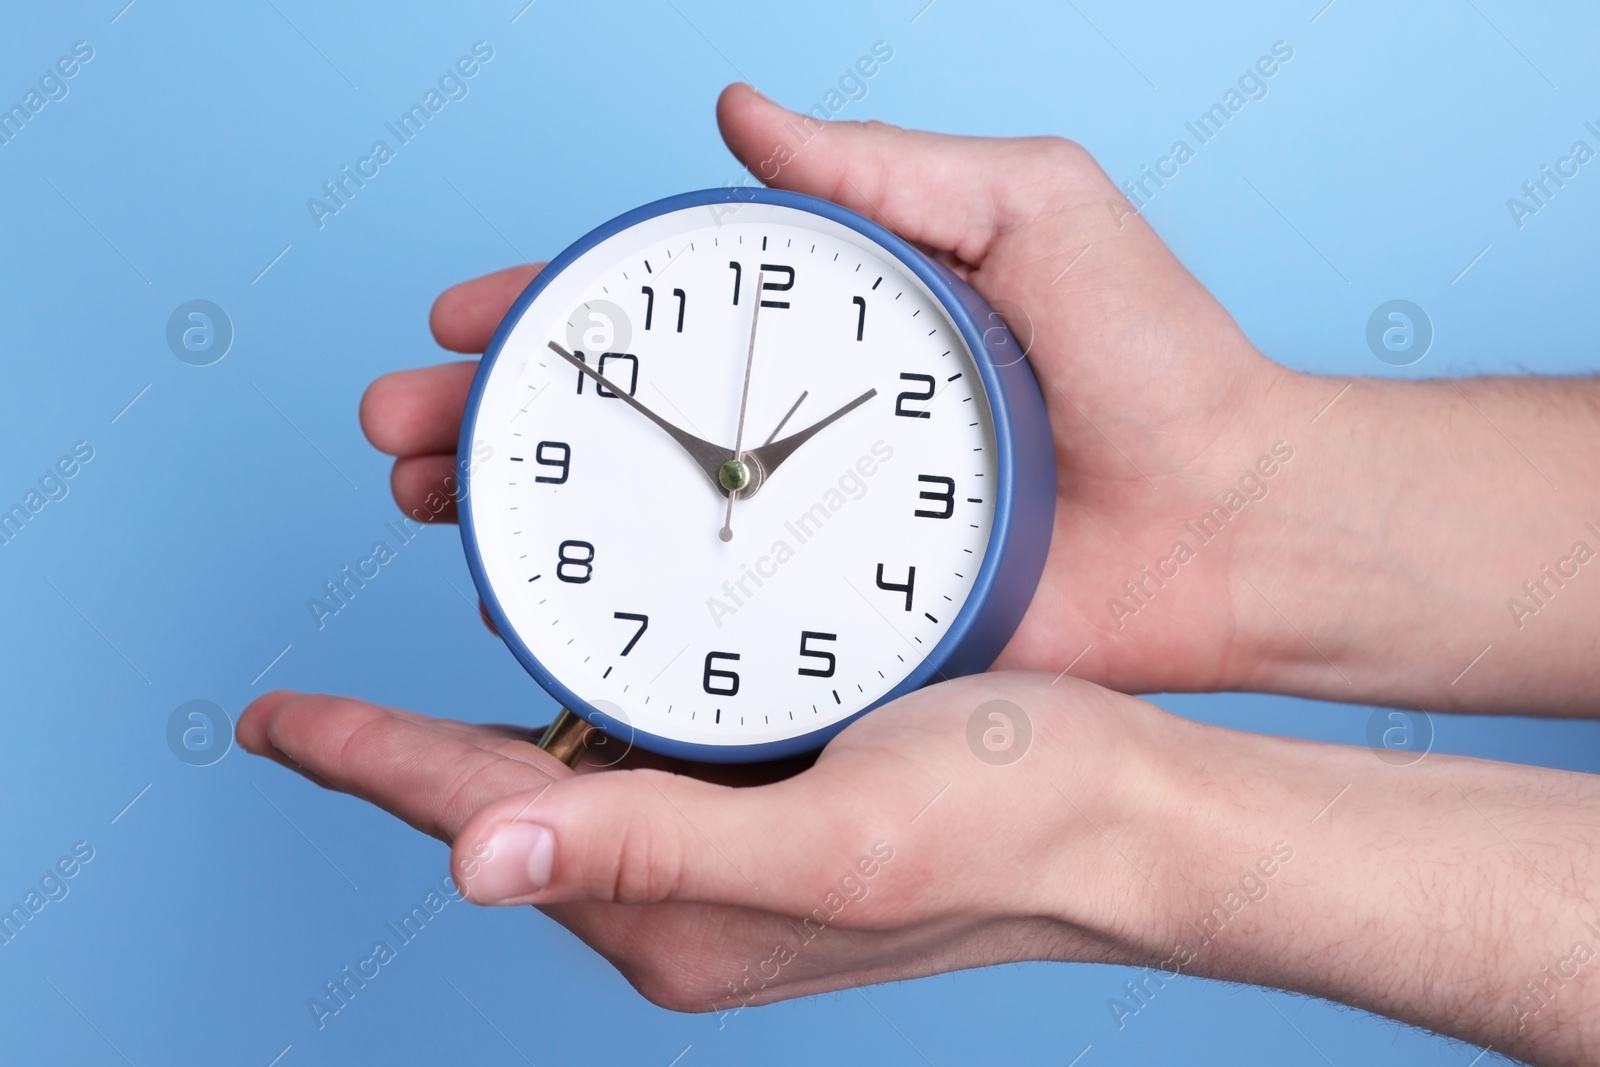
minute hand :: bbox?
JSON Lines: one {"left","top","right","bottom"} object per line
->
{"left": 742, "top": 388, "right": 877, "bottom": 490}
{"left": 547, "top": 342, "right": 731, "bottom": 492}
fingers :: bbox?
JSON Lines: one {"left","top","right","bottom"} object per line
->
{"left": 430, "top": 263, "right": 545, "bottom": 353}
{"left": 451, "top": 766, "right": 857, "bottom": 915}
{"left": 360, "top": 362, "right": 476, "bottom": 457}
{"left": 716, "top": 83, "right": 1099, "bottom": 269}
{"left": 235, "top": 690, "right": 340, "bottom": 789}
{"left": 238, "top": 691, "right": 564, "bottom": 843}
{"left": 390, "top": 453, "right": 460, "bottom": 523}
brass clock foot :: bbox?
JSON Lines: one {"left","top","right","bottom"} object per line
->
{"left": 537, "top": 708, "right": 597, "bottom": 768}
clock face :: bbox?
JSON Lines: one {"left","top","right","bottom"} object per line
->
{"left": 462, "top": 199, "right": 1000, "bottom": 755}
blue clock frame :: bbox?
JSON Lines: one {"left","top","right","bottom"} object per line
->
{"left": 458, "top": 186, "right": 1056, "bottom": 763}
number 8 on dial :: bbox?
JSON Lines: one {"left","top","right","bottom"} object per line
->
{"left": 459, "top": 187, "right": 1054, "bottom": 762}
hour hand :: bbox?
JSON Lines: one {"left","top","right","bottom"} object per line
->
{"left": 742, "top": 388, "right": 877, "bottom": 492}
{"left": 546, "top": 342, "right": 732, "bottom": 492}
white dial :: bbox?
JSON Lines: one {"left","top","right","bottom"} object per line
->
{"left": 464, "top": 201, "right": 998, "bottom": 752}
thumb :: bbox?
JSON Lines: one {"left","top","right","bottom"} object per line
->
{"left": 450, "top": 768, "right": 856, "bottom": 913}
{"left": 715, "top": 82, "right": 1113, "bottom": 271}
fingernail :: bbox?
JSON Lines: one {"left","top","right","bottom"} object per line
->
{"left": 471, "top": 822, "right": 554, "bottom": 903}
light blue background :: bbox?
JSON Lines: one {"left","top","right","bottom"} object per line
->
{"left": 1, "top": 1, "right": 1595, "bottom": 1064}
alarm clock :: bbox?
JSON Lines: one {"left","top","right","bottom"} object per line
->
{"left": 458, "top": 187, "right": 1054, "bottom": 762}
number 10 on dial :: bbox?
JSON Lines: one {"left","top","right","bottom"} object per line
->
{"left": 458, "top": 188, "right": 1054, "bottom": 762}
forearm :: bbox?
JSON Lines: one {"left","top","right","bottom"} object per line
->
{"left": 1137, "top": 713, "right": 1600, "bottom": 1066}
{"left": 1234, "top": 372, "right": 1600, "bottom": 714}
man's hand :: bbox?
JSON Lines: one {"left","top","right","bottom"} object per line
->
{"left": 240, "top": 674, "right": 1178, "bottom": 1009}
{"left": 240, "top": 674, "right": 1600, "bottom": 1066}
{"left": 361, "top": 83, "right": 1307, "bottom": 698}
{"left": 368, "top": 84, "right": 1600, "bottom": 715}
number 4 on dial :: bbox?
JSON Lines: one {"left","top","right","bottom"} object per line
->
{"left": 875, "top": 564, "right": 915, "bottom": 611}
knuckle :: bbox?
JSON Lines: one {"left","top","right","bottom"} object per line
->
{"left": 1003, "top": 135, "right": 1118, "bottom": 223}
{"left": 1032, "top": 134, "right": 1091, "bottom": 166}
{"left": 601, "top": 777, "right": 686, "bottom": 904}
{"left": 319, "top": 698, "right": 390, "bottom": 762}
{"left": 436, "top": 757, "right": 514, "bottom": 835}
{"left": 1016, "top": 135, "right": 1107, "bottom": 193}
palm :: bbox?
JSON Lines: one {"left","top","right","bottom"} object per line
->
{"left": 239, "top": 672, "right": 1150, "bottom": 1010}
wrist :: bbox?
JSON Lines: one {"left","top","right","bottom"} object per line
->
{"left": 1127, "top": 719, "right": 1440, "bottom": 1024}
{"left": 1134, "top": 712, "right": 1600, "bottom": 1065}
{"left": 1206, "top": 365, "right": 1354, "bottom": 694}
{"left": 964, "top": 678, "right": 1599, "bottom": 1063}
{"left": 1013, "top": 691, "right": 1324, "bottom": 976}
{"left": 1090, "top": 704, "right": 1322, "bottom": 966}
{"left": 1020, "top": 685, "right": 1235, "bottom": 965}
{"left": 1220, "top": 371, "right": 1600, "bottom": 712}
{"left": 1118, "top": 358, "right": 1327, "bottom": 697}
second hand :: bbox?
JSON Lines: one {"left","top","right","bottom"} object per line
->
{"left": 719, "top": 271, "right": 765, "bottom": 542}
{"left": 763, "top": 390, "right": 808, "bottom": 446}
